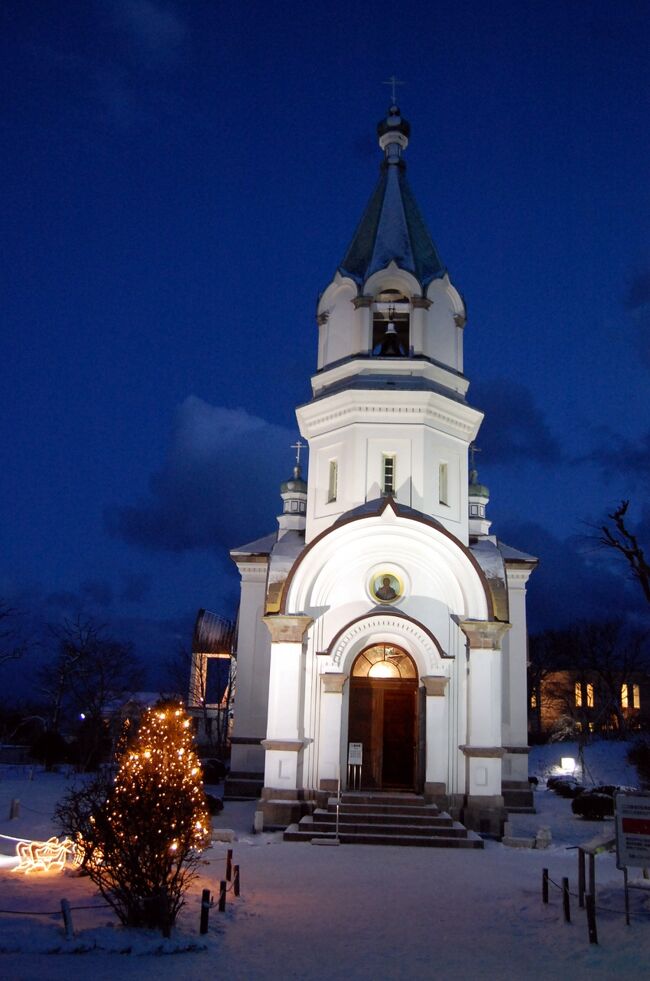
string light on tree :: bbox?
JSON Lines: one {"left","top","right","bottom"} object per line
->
{"left": 62, "top": 701, "right": 211, "bottom": 930}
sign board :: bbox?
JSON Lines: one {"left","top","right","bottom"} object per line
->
{"left": 615, "top": 793, "right": 650, "bottom": 869}
{"left": 348, "top": 742, "right": 363, "bottom": 766}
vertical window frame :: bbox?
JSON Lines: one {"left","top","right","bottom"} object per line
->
{"left": 382, "top": 453, "right": 396, "bottom": 496}
{"left": 439, "top": 461, "right": 449, "bottom": 506}
{"left": 327, "top": 459, "right": 338, "bottom": 504}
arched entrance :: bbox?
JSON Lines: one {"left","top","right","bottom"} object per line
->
{"left": 348, "top": 644, "right": 419, "bottom": 791}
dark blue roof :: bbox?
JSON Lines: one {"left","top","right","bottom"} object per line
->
{"left": 338, "top": 161, "right": 446, "bottom": 290}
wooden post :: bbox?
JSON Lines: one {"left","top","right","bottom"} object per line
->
{"left": 586, "top": 893, "right": 598, "bottom": 944}
{"left": 60, "top": 899, "right": 74, "bottom": 940}
{"left": 562, "top": 877, "right": 571, "bottom": 923}
{"left": 542, "top": 868, "right": 549, "bottom": 904}
{"left": 160, "top": 889, "right": 171, "bottom": 939}
{"left": 9, "top": 798, "right": 19, "bottom": 820}
{"left": 589, "top": 853, "right": 595, "bottom": 900}
{"left": 218, "top": 880, "right": 227, "bottom": 912}
{"left": 200, "top": 888, "right": 211, "bottom": 934}
{"left": 578, "top": 849, "right": 585, "bottom": 908}
{"left": 226, "top": 848, "right": 233, "bottom": 881}
{"left": 233, "top": 865, "right": 240, "bottom": 897}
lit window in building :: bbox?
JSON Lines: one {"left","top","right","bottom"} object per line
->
{"left": 586, "top": 683, "right": 594, "bottom": 708}
{"left": 382, "top": 454, "right": 396, "bottom": 495}
{"left": 530, "top": 692, "right": 537, "bottom": 709}
{"left": 622, "top": 683, "right": 629, "bottom": 708}
{"left": 633, "top": 684, "right": 641, "bottom": 709}
{"left": 327, "top": 459, "right": 338, "bottom": 503}
{"left": 439, "top": 462, "right": 449, "bottom": 506}
{"left": 575, "top": 682, "right": 582, "bottom": 707}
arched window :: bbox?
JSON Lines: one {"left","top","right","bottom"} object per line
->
{"left": 352, "top": 644, "right": 417, "bottom": 680}
{"left": 372, "top": 290, "right": 410, "bottom": 357}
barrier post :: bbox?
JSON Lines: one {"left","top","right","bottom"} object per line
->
{"left": 586, "top": 893, "right": 598, "bottom": 944}
{"left": 60, "top": 898, "right": 74, "bottom": 940}
{"left": 226, "top": 848, "right": 233, "bottom": 881}
{"left": 562, "top": 877, "right": 571, "bottom": 923}
{"left": 542, "top": 868, "right": 549, "bottom": 904}
{"left": 233, "top": 865, "right": 240, "bottom": 897}
{"left": 200, "top": 888, "right": 211, "bottom": 934}
{"left": 578, "top": 849, "right": 585, "bottom": 908}
{"left": 218, "top": 880, "right": 227, "bottom": 912}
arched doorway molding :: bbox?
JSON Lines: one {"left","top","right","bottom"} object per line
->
{"left": 327, "top": 611, "right": 451, "bottom": 679}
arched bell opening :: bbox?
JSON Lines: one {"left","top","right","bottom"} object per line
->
{"left": 371, "top": 290, "right": 410, "bottom": 357}
{"left": 348, "top": 643, "right": 419, "bottom": 791}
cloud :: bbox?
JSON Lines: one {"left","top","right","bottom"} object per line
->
{"left": 105, "top": 396, "right": 297, "bottom": 554}
{"left": 119, "top": 572, "right": 152, "bottom": 604}
{"left": 625, "top": 270, "right": 650, "bottom": 368}
{"left": 469, "top": 379, "right": 562, "bottom": 465}
{"left": 626, "top": 271, "right": 650, "bottom": 311}
{"left": 498, "top": 520, "right": 648, "bottom": 633}
{"left": 113, "top": 0, "right": 187, "bottom": 63}
{"left": 579, "top": 426, "right": 650, "bottom": 484}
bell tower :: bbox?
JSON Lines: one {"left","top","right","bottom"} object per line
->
{"left": 297, "top": 103, "right": 483, "bottom": 545}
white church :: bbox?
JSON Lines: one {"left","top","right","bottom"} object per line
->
{"left": 226, "top": 103, "right": 537, "bottom": 839}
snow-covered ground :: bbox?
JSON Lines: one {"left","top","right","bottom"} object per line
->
{"left": 1, "top": 742, "right": 649, "bottom": 979}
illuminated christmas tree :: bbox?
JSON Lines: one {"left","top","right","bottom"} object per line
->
{"left": 59, "top": 702, "right": 211, "bottom": 930}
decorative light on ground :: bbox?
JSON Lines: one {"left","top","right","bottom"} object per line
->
{"left": 13, "top": 835, "right": 82, "bottom": 874}
{"left": 561, "top": 756, "right": 576, "bottom": 774}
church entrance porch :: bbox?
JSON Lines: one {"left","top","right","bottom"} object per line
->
{"left": 348, "top": 645, "right": 418, "bottom": 791}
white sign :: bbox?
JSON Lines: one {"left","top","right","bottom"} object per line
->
{"left": 616, "top": 793, "right": 650, "bottom": 869}
{"left": 348, "top": 742, "right": 363, "bottom": 766}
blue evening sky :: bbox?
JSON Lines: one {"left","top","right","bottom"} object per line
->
{"left": 1, "top": 0, "right": 649, "bottom": 692}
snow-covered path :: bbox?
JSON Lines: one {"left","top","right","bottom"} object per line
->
{"left": 1, "top": 743, "right": 649, "bottom": 979}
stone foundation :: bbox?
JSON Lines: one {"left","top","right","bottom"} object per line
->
{"left": 460, "top": 794, "right": 508, "bottom": 838}
{"left": 258, "top": 787, "right": 316, "bottom": 830}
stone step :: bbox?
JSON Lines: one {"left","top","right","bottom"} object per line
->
{"left": 311, "top": 819, "right": 470, "bottom": 838}
{"left": 328, "top": 798, "right": 438, "bottom": 817}
{"left": 317, "top": 808, "right": 453, "bottom": 828}
{"left": 284, "top": 822, "right": 483, "bottom": 849}
{"left": 339, "top": 792, "right": 426, "bottom": 807}
{"left": 223, "top": 773, "right": 264, "bottom": 800}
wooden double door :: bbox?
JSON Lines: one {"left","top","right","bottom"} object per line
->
{"left": 348, "top": 676, "right": 419, "bottom": 790}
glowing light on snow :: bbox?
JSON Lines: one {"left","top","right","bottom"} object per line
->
{"left": 561, "top": 757, "right": 576, "bottom": 774}
{"left": 13, "top": 836, "right": 82, "bottom": 874}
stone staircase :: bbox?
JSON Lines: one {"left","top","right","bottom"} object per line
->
{"left": 284, "top": 792, "right": 483, "bottom": 848}
{"left": 223, "top": 770, "right": 264, "bottom": 800}
{"left": 502, "top": 780, "right": 536, "bottom": 814}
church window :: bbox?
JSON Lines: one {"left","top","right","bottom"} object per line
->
{"left": 586, "top": 683, "right": 594, "bottom": 708}
{"left": 352, "top": 644, "right": 416, "bottom": 680}
{"left": 382, "top": 454, "right": 396, "bottom": 495}
{"left": 575, "top": 682, "right": 582, "bottom": 707}
{"left": 372, "top": 290, "right": 410, "bottom": 356}
{"left": 634, "top": 684, "right": 641, "bottom": 709}
{"left": 621, "top": 683, "right": 629, "bottom": 708}
{"left": 439, "top": 462, "right": 449, "bottom": 506}
{"left": 327, "top": 460, "right": 338, "bottom": 503}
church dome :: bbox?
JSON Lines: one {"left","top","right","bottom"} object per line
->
{"left": 281, "top": 465, "right": 307, "bottom": 494}
{"left": 468, "top": 468, "right": 489, "bottom": 499}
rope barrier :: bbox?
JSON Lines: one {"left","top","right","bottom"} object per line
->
{"left": 0, "top": 902, "right": 111, "bottom": 916}
{"left": 544, "top": 870, "right": 650, "bottom": 918}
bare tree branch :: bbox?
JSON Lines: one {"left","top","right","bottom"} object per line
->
{"left": 600, "top": 500, "right": 650, "bottom": 605}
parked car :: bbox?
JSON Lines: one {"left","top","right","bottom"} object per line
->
{"left": 571, "top": 786, "right": 618, "bottom": 820}
{"left": 547, "top": 775, "right": 584, "bottom": 797}
{"left": 200, "top": 758, "right": 228, "bottom": 783}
